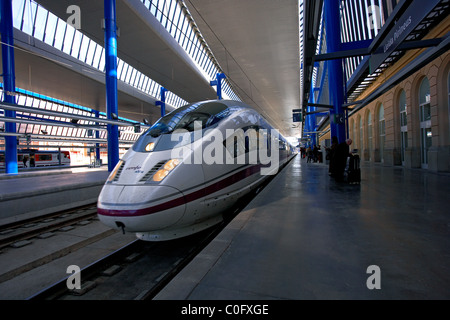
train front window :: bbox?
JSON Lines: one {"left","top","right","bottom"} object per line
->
{"left": 148, "top": 101, "right": 229, "bottom": 137}
{"left": 133, "top": 101, "right": 231, "bottom": 152}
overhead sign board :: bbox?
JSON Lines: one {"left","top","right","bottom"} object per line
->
{"left": 293, "top": 109, "right": 303, "bottom": 122}
{"left": 369, "top": 0, "right": 441, "bottom": 73}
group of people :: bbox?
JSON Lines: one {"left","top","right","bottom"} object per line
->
{"left": 300, "top": 137, "right": 354, "bottom": 183}
{"left": 326, "top": 136, "right": 353, "bottom": 182}
{"left": 300, "top": 145, "right": 322, "bottom": 163}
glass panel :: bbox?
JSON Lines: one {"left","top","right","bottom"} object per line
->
{"left": 12, "top": 0, "right": 25, "bottom": 30}
{"left": 401, "top": 132, "right": 407, "bottom": 162}
{"left": 421, "top": 103, "right": 431, "bottom": 122}
{"left": 85, "top": 41, "right": 97, "bottom": 66}
{"left": 70, "top": 30, "right": 82, "bottom": 59}
{"left": 44, "top": 13, "right": 58, "bottom": 46}
{"left": 63, "top": 25, "right": 75, "bottom": 55}
{"left": 368, "top": 111, "right": 372, "bottom": 153}
{"left": 419, "top": 77, "right": 430, "bottom": 105}
{"left": 399, "top": 90, "right": 407, "bottom": 127}
{"left": 21, "top": 0, "right": 35, "bottom": 35}
{"left": 92, "top": 45, "right": 103, "bottom": 69}
{"left": 53, "top": 19, "right": 66, "bottom": 50}
{"left": 378, "top": 104, "right": 384, "bottom": 122}
{"left": 78, "top": 35, "right": 90, "bottom": 62}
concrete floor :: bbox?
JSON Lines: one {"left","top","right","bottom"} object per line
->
{"left": 155, "top": 155, "right": 450, "bottom": 300}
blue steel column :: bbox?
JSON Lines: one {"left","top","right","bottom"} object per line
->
{"left": 94, "top": 110, "right": 101, "bottom": 162}
{"left": 307, "top": 86, "right": 317, "bottom": 147}
{"left": 1, "top": 0, "right": 18, "bottom": 174}
{"left": 155, "top": 87, "right": 168, "bottom": 117}
{"left": 104, "top": 0, "right": 119, "bottom": 171}
{"left": 324, "top": 0, "right": 346, "bottom": 144}
{"left": 210, "top": 73, "right": 226, "bottom": 100}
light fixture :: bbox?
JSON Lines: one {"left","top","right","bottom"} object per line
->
{"left": 152, "top": 159, "right": 180, "bottom": 182}
{"left": 145, "top": 142, "right": 155, "bottom": 152}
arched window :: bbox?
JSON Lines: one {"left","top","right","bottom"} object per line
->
{"left": 378, "top": 104, "right": 385, "bottom": 162}
{"left": 399, "top": 90, "right": 407, "bottom": 165}
{"left": 448, "top": 71, "right": 450, "bottom": 140}
{"left": 367, "top": 111, "right": 373, "bottom": 161}
{"left": 359, "top": 117, "right": 363, "bottom": 155}
{"left": 419, "top": 77, "right": 431, "bottom": 168}
{"left": 352, "top": 120, "right": 356, "bottom": 150}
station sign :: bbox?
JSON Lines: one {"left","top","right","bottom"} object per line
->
{"left": 292, "top": 109, "right": 302, "bottom": 122}
{"left": 369, "top": 0, "right": 441, "bottom": 74}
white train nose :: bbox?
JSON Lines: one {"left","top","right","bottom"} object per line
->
{"left": 97, "top": 184, "right": 186, "bottom": 232}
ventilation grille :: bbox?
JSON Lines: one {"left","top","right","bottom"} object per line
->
{"left": 139, "top": 160, "right": 167, "bottom": 182}
{"left": 112, "top": 161, "right": 125, "bottom": 182}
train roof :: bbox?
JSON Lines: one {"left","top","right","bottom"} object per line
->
{"left": 146, "top": 100, "right": 250, "bottom": 138}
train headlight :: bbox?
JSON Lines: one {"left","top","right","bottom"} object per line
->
{"left": 163, "top": 159, "right": 180, "bottom": 171}
{"left": 152, "top": 159, "right": 180, "bottom": 182}
{"left": 145, "top": 142, "right": 155, "bottom": 152}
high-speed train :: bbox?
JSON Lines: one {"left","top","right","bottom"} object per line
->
{"left": 97, "top": 100, "right": 295, "bottom": 241}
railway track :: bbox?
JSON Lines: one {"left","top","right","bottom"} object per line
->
{"left": 27, "top": 167, "right": 281, "bottom": 300}
{"left": 2, "top": 158, "right": 291, "bottom": 300}
{"left": 0, "top": 203, "right": 98, "bottom": 251}
{"left": 28, "top": 224, "right": 224, "bottom": 300}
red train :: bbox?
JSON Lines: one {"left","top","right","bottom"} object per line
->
{"left": 0, "top": 149, "right": 70, "bottom": 168}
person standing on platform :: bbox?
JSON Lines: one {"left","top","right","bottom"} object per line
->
{"left": 328, "top": 136, "right": 338, "bottom": 176}
{"left": 30, "top": 153, "right": 35, "bottom": 167}
{"left": 22, "top": 155, "right": 28, "bottom": 168}
{"left": 334, "top": 138, "right": 352, "bottom": 182}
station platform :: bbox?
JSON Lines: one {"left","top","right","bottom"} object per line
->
{"left": 155, "top": 155, "right": 450, "bottom": 300}
{"left": 0, "top": 166, "right": 109, "bottom": 224}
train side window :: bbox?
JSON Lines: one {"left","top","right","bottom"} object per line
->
{"left": 223, "top": 130, "right": 246, "bottom": 158}
{"left": 39, "top": 154, "right": 53, "bottom": 161}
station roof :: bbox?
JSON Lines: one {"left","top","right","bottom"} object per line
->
{"left": 3, "top": 0, "right": 449, "bottom": 141}
{"left": 30, "top": 0, "right": 303, "bottom": 137}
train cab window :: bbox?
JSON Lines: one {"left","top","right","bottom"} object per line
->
{"left": 134, "top": 102, "right": 234, "bottom": 152}
{"left": 147, "top": 101, "right": 229, "bottom": 136}
{"left": 171, "top": 102, "right": 229, "bottom": 132}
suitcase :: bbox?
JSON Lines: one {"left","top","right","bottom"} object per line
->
{"left": 345, "top": 154, "right": 361, "bottom": 184}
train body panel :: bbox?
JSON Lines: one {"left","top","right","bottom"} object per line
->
{"left": 97, "top": 100, "right": 295, "bottom": 241}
